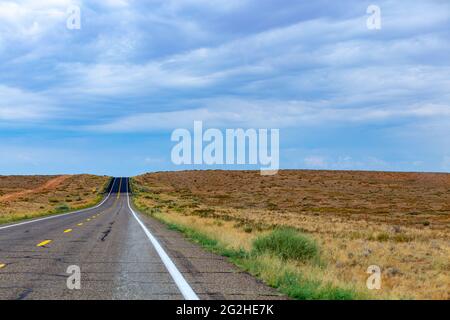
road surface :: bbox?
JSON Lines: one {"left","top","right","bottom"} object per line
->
{"left": 0, "top": 178, "right": 283, "bottom": 300}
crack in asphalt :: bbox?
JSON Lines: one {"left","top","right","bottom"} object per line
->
{"left": 101, "top": 222, "right": 115, "bottom": 242}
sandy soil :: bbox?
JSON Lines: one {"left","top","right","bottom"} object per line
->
{"left": 0, "top": 175, "right": 110, "bottom": 223}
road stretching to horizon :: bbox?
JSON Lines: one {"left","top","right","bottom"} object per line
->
{"left": 0, "top": 178, "right": 283, "bottom": 300}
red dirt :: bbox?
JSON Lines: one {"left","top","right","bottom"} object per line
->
{"left": 0, "top": 175, "right": 71, "bottom": 202}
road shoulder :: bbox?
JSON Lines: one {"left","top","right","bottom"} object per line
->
{"left": 130, "top": 202, "right": 287, "bottom": 300}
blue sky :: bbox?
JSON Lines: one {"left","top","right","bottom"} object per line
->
{"left": 0, "top": 0, "right": 449, "bottom": 176}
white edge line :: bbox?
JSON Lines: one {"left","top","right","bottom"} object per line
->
{"left": 125, "top": 179, "right": 199, "bottom": 301}
{"left": 0, "top": 178, "right": 116, "bottom": 231}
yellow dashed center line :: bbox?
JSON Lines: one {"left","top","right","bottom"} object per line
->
{"left": 37, "top": 240, "right": 52, "bottom": 247}
{"left": 86, "top": 218, "right": 91, "bottom": 221}
{"left": 0, "top": 263, "right": 6, "bottom": 269}
{"left": 64, "top": 229, "right": 72, "bottom": 233}
{"left": 77, "top": 223, "right": 83, "bottom": 226}
{"left": 117, "top": 178, "right": 122, "bottom": 199}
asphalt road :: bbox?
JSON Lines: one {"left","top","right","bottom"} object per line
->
{"left": 0, "top": 178, "right": 284, "bottom": 300}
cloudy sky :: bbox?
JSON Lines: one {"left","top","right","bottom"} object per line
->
{"left": 1, "top": 0, "right": 449, "bottom": 176}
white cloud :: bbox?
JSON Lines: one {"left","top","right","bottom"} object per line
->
{"left": 0, "top": 85, "right": 56, "bottom": 121}
{"left": 0, "top": 0, "right": 75, "bottom": 39}
{"left": 95, "top": 0, "right": 129, "bottom": 8}
{"left": 162, "top": 0, "right": 249, "bottom": 13}
{"left": 45, "top": 5, "right": 450, "bottom": 111}
{"left": 1, "top": 1, "right": 449, "bottom": 148}
{"left": 0, "top": 0, "right": 449, "bottom": 173}
{"left": 58, "top": 62, "right": 215, "bottom": 96}
{"left": 86, "top": 97, "right": 450, "bottom": 133}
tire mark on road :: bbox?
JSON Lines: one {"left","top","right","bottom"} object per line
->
{"left": 17, "top": 288, "right": 33, "bottom": 300}
{"left": 101, "top": 223, "right": 114, "bottom": 242}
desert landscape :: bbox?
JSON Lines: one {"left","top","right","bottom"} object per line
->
{"left": 1, "top": 171, "right": 448, "bottom": 300}
{"left": 131, "top": 170, "right": 450, "bottom": 300}
{"left": 0, "top": 175, "right": 110, "bottom": 224}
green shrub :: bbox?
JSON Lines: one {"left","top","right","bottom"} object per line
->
{"left": 55, "top": 204, "right": 70, "bottom": 212}
{"left": 376, "top": 232, "right": 390, "bottom": 242}
{"left": 266, "top": 202, "right": 278, "bottom": 210}
{"left": 276, "top": 271, "right": 355, "bottom": 300}
{"left": 393, "top": 234, "right": 413, "bottom": 243}
{"left": 252, "top": 228, "right": 318, "bottom": 262}
{"left": 148, "top": 207, "right": 161, "bottom": 215}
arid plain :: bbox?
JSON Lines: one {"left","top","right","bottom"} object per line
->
{"left": 132, "top": 170, "right": 450, "bottom": 300}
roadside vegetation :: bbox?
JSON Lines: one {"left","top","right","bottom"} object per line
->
{"left": 0, "top": 175, "right": 111, "bottom": 224}
{"left": 131, "top": 170, "right": 450, "bottom": 300}
{"left": 252, "top": 227, "right": 319, "bottom": 262}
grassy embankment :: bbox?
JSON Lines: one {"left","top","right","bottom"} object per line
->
{"left": 131, "top": 170, "right": 450, "bottom": 300}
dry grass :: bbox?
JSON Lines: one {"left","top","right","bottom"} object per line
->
{"left": 0, "top": 174, "right": 110, "bottom": 224}
{"left": 133, "top": 170, "right": 450, "bottom": 300}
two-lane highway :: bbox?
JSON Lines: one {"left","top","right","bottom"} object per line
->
{"left": 0, "top": 178, "right": 284, "bottom": 300}
{"left": 0, "top": 178, "right": 191, "bottom": 299}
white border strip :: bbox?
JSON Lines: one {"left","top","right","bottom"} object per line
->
{"left": 0, "top": 178, "right": 117, "bottom": 231}
{"left": 125, "top": 179, "right": 199, "bottom": 300}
